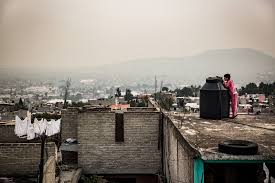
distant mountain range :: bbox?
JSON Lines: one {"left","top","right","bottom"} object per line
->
{"left": 0, "top": 48, "right": 274, "bottom": 87}
{"left": 91, "top": 48, "right": 275, "bottom": 86}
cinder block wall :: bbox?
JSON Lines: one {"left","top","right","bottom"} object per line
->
{"left": 61, "top": 108, "right": 78, "bottom": 141}
{"left": 77, "top": 111, "right": 162, "bottom": 174}
{"left": 0, "top": 125, "right": 57, "bottom": 143}
{"left": 0, "top": 142, "right": 56, "bottom": 176}
{"left": 163, "top": 116, "right": 196, "bottom": 183}
{"left": 0, "top": 125, "right": 28, "bottom": 143}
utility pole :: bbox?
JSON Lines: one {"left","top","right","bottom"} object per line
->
{"left": 63, "top": 78, "right": 71, "bottom": 109}
{"left": 39, "top": 134, "right": 46, "bottom": 183}
{"left": 154, "top": 76, "right": 157, "bottom": 101}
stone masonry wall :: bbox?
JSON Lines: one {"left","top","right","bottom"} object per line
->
{"left": 0, "top": 142, "right": 56, "bottom": 176}
{"left": 77, "top": 111, "right": 162, "bottom": 174}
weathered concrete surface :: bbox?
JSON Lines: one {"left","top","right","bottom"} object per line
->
{"left": 43, "top": 156, "right": 55, "bottom": 183}
{"left": 169, "top": 113, "right": 275, "bottom": 161}
{"left": 60, "top": 168, "right": 82, "bottom": 183}
{"left": 163, "top": 115, "right": 197, "bottom": 183}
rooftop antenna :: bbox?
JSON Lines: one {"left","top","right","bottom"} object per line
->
{"left": 154, "top": 76, "right": 157, "bottom": 100}
{"left": 159, "top": 80, "right": 164, "bottom": 112}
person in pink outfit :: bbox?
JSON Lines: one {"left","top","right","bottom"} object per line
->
{"left": 223, "top": 74, "right": 238, "bottom": 118}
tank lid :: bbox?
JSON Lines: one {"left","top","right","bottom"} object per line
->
{"left": 206, "top": 77, "right": 223, "bottom": 83}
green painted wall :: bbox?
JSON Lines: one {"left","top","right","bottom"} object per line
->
{"left": 194, "top": 158, "right": 275, "bottom": 183}
{"left": 194, "top": 159, "right": 204, "bottom": 183}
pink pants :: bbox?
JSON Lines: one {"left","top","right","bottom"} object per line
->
{"left": 231, "top": 93, "right": 238, "bottom": 116}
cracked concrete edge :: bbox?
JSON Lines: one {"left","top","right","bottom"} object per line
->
{"left": 72, "top": 168, "right": 82, "bottom": 183}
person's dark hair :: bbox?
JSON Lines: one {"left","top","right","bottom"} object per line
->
{"left": 224, "top": 74, "right": 231, "bottom": 80}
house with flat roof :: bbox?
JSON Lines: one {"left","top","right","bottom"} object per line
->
{"left": 1, "top": 97, "right": 274, "bottom": 183}
{"left": 163, "top": 113, "right": 275, "bottom": 183}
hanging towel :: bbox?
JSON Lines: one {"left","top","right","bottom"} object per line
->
{"left": 14, "top": 116, "right": 28, "bottom": 137}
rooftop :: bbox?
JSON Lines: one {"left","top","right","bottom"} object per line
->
{"left": 168, "top": 113, "right": 275, "bottom": 161}
{"left": 0, "top": 120, "right": 15, "bottom": 126}
{"left": 70, "top": 106, "right": 159, "bottom": 113}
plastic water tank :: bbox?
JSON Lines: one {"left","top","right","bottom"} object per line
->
{"left": 200, "top": 77, "right": 230, "bottom": 119}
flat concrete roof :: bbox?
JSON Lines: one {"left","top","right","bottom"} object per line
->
{"left": 0, "top": 120, "right": 15, "bottom": 125}
{"left": 168, "top": 113, "right": 275, "bottom": 161}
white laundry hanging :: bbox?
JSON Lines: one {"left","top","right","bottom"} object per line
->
{"left": 14, "top": 116, "right": 28, "bottom": 137}
{"left": 33, "top": 118, "right": 47, "bottom": 135}
{"left": 15, "top": 114, "right": 61, "bottom": 138}
{"left": 27, "top": 119, "right": 35, "bottom": 140}
{"left": 52, "top": 119, "right": 61, "bottom": 135}
{"left": 45, "top": 119, "right": 61, "bottom": 136}
{"left": 45, "top": 119, "right": 53, "bottom": 136}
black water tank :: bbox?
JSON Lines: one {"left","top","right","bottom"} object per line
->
{"left": 200, "top": 77, "right": 230, "bottom": 119}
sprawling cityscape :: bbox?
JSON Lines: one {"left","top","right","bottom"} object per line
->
{"left": 0, "top": 0, "right": 275, "bottom": 183}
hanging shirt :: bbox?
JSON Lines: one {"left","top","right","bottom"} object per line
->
{"left": 33, "top": 118, "right": 47, "bottom": 135}
{"left": 26, "top": 111, "right": 35, "bottom": 140}
{"left": 15, "top": 116, "right": 28, "bottom": 137}
{"left": 45, "top": 119, "right": 53, "bottom": 136}
{"left": 52, "top": 119, "right": 61, "bottom": 135}
{"left": 27, "top": 119, "right": 35, "bottom": 140}
{"left": 45, "top": 119, "right": 61, "bottom": 136}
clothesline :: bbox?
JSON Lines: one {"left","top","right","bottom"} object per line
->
{"left": 14, "top": 112, "right": 61, "bottom": 140}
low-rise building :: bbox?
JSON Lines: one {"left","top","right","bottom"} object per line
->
{"left": 163, "top": 113, "right": 275, "bottom": 183}
{"left": 61, "top": 107, "right": 162, "bottom": 182}
{"left": 1, "top": 98, "right": 274, "bottom": 183}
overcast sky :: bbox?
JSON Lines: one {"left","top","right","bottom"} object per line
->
{"left": 0, "top": 0, "right": 274, "bottom": 69}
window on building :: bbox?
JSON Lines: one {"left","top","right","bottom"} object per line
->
{"left": 115, "top": 112, "right": 124, "bottom": 142}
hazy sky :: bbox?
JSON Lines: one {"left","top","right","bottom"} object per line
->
{"left": 0, "top": 0, "right": 274, "bottom": 69}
